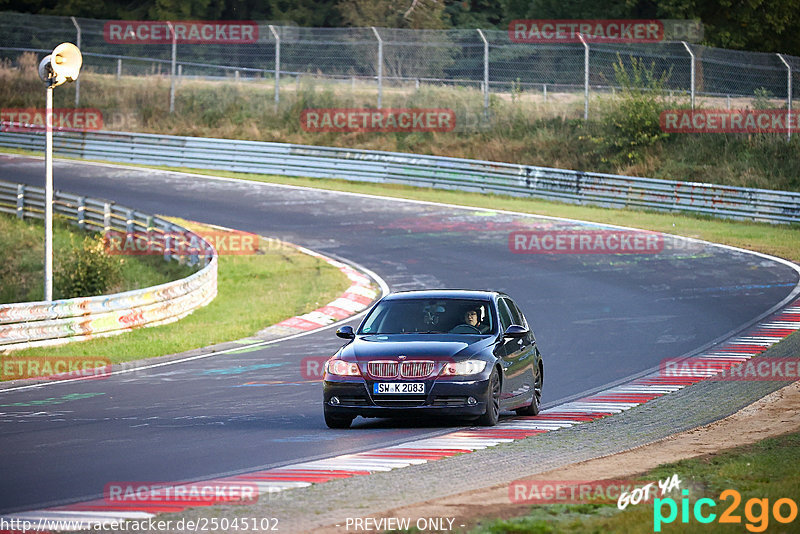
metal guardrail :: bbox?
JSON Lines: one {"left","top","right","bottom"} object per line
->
{"left": 1, "top": 129, "right": 799, "bottom": 224}
{"left": 0, "top": 178, "right": 217, "bottom": 351}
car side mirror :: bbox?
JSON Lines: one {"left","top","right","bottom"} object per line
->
{"left": 336, "top": 325, "right": 355, "bottom": 339}
{"left": 503, "top": 324, "right": 528, "bottom": 339}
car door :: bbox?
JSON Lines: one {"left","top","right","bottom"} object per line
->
{"left": 494, "top": 297, "right": 528, "bottom": 405}
{"left": 505, "top": 297, "right": 539, "bottom": 400}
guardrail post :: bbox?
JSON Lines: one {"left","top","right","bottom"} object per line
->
{"left": 116, "top": 57, "right": 122, "bottom": 79}
{"left": 682, "top": 41, "right": 695, "bottom": 110}
{"left": 71, "top": 16, "right": 81, "bottom": 107}
{"left": 578, "top": 33, "right": 589, "bottom": 120}
{"left": 371, "top": 27, "right": 383, "bottom": 109}
{"left": 103, "top": 202, "right": 111, "bottom": 233}
{"left": 777, "top": 53, "right": 792, "bottom": 141}
{"left": 269, "top": 25, "right": 280, "bottom": 110}
{"left": 77, "top": 196, "right": 86, "bottom": 230}
{"left": 16, "top": 184, "right": 24, "bottom": 220}
{"left": 477, "top": 29, "right": 489, "bottom": 119}
{"left": 126, "top": 209, "right": 134, "bottom": 235}
{"left": 163, "top": 226, "right": 173, "bottom": 263}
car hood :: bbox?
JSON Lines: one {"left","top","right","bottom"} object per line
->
{"left": 341, "top": 334, "right": 494, "bottom": 362}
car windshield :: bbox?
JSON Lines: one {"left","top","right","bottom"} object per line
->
{"left": 359, "top": 298, "right": 494, "bottom": 335}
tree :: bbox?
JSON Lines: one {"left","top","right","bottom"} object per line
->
{"left": 337, "top": 0, "right": 448, "bottom": 29}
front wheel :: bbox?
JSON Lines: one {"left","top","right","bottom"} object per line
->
{"left": 515, "top": 365, "right": 542, "bottom": 416}
{"left": 477, "top": 368, "right": 501, "bottom": 426}
{"left": 324, "top": 407, "right": 354, "bottom": 429}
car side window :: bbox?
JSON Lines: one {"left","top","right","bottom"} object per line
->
{"left": 497, "top": 299, "right": 513, "bottom": 332}
{"left": 504, "top": 298, "right": 526, "bottom": 328}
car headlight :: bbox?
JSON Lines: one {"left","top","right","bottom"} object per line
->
{"left": 326, "top": 359, "right": 361, "bottom": 376}
{"left": 440, "top": 360, "right": 487, "bottom": 376}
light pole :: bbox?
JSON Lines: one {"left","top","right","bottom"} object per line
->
{"left": 37, "top": 42, "right": 82, "bottom": 302}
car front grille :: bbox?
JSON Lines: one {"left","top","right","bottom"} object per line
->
{"left": 399, "top": 360, "right": 435, "bottom": 378}
{"left": 367, "top": 360, "right": 435, "bottom": 378}
{"left": 368, "top": 361, "right": 398, "bottom": 378}
{"left": 372, "top": 398, "right": 427, "bottom": 407}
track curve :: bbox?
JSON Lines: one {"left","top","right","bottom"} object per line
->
{"left": 0, "top": 155, "right": 798, "bottom": 514}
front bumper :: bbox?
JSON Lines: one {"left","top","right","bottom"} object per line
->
{"left": 323, "top": 377, "right": 490, "bottom": 418}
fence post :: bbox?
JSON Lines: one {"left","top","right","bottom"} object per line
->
{"left": 371, "top": 27, "right": 383, "bottom": 109}
{"left": 682, "top": 41, "right": 695, "bottom": 110}
{"left": 71, "top": 16, "right": 81, "bottom": 107}
{"left": 477, "top": 29, "right": 489, "bottom": 118}
{"left": 578, "top": 33, "right": 589, "bottom": 120}
{"left": 269, "top": 25, "right": 280, "bottom": 110}
{"left": 16, "top": 183, "right": 24, "bottom": 220}
{"left": 167, "top": 21, "right": 176, "bottom": 113}
{"left": 117, "top": 57, "right": 122, "bottom": 79}
{"left": 777, "top": 53, "right": 792, "bottom": 141}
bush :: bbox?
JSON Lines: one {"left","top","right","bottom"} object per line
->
{"left": 589, "top": 55, "right": 677, "bottom": 164}
{"left": 55, "top": 234, "right": 123, "bottom": 299}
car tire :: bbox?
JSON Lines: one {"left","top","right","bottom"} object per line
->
{"left": 515, "top": 364, "right": 542, "bottom": 416}
{"left": 477, "top": 367, "right": 501, "bottom": 426}
{"left": 324, "top": 407, "right": 354, "bottom": 429}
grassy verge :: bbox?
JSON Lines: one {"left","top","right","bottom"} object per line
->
{"left": 0, "top": 212, "right": 194, "bottom": 303}
{"left": 467, "top": 431, "right": 800, "bottom": 533}
{"left": 5, "top": 218, "right": 351, "bottom": 366}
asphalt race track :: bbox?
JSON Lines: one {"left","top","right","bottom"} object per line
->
{"left": 1, "top": 155, "right": 798, "bottom": 514}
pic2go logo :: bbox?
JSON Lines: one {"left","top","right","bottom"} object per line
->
{"left": 654, "top": 489, "right": 798, "bottom": 532}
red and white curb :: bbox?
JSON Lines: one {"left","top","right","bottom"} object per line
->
{"left": 4, "top": 299, "right": 797, "bottom": 529}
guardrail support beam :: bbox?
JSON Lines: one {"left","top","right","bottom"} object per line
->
{"left": 16, "top": 183, "right": 24, "bottom": 220}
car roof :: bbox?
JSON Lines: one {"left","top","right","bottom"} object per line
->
{"left": 382, "top": 289, "right": 501, "bottom": 301}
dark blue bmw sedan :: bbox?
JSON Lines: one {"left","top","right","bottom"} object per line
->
{"left": 323, "top": 290, "right": 543, "bottom": 428}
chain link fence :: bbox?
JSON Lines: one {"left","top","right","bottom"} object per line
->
{"left": 0, "top": 11, "right": 797, "bottom": 125}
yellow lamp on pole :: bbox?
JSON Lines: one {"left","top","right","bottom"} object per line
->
{"left": 38, "top": 42, "right": 82, "bottom": 302}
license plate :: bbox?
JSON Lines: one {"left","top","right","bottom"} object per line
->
{"left": 373, "top": 382, "right": 425, "bottom": 394}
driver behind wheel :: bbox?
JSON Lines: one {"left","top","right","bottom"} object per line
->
{"left": 464, "top": 307, "right": 490, "bottom": 334}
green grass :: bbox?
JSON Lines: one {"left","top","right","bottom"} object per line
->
{"left": 467, "top": 431, "right": 800, "bottom": 533}
{"left": 0, "top": 212, "right": 194, "bottom": 303}
{"left": 8, "top": 227, "right": 351, "bottom": 364}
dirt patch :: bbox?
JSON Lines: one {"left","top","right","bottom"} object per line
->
{"left": 312, "top": 379, "right": 800, "bottom": 533}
